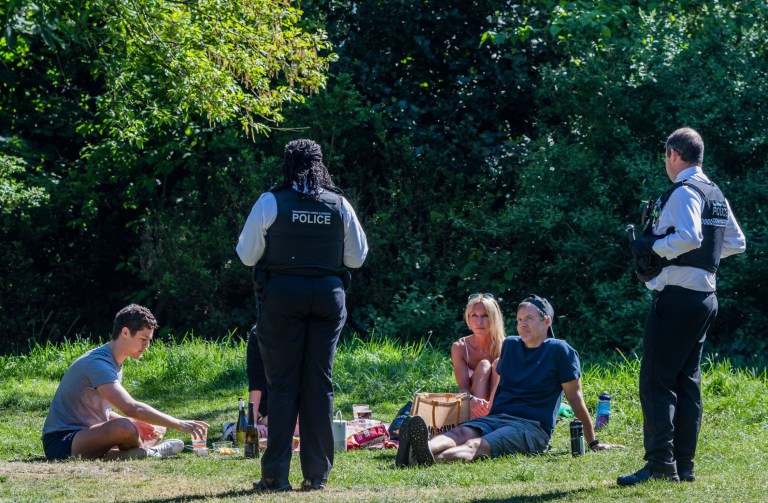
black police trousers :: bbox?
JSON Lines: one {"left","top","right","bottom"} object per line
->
{"left": 246, "top": 325, "right": 269, "bottom": 419}
{"left": 256, "top": 274, "right": 346, "bottom": 485}
{"left": 639, "top": 285, "right": 718, "bottom": 475}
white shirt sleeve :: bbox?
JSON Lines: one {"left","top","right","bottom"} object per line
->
{"left": 341, "top": 197, "right": 369, "bottom": 269}
{"left": 235, "top": 192, "right": 277, "bottom": 266}
{"left": 720, "top": 199, "right": 747, "bottom": 258}
{"left": 652, "top": 182, "right": 747, "bottom": 261}
{"left": 652, "top": 185, "right": 703, "bottom": 260}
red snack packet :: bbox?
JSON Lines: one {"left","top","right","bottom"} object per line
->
{"left": 346, "top": 424, "right": 389, "bottom": 449}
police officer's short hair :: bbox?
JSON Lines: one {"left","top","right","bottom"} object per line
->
{"left": 666, "top": 127, "right": 704, "bottom": 166}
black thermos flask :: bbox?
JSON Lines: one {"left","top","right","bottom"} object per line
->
{"left": 570, "top": 419, "right": 585, "bottom": 456}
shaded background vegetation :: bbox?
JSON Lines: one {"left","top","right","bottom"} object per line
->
{"left": 2, "top": 0, "right": 766, "bottom": 360}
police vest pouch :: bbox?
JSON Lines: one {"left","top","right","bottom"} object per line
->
{"left": 635, "top": 255, "right": 663, "bottom": 283}
{"left": 631, "top": 233, "right": 667, "bottom": 282}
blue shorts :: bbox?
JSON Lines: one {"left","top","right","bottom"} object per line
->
{"left": 461, "top": 414, "right": 550, "bottom": 457}
{"left": 42, "top": 429, "right": 81, "bottom": 460}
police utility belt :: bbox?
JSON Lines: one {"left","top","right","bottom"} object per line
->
{"left": 252, "top": 265, "right": 351, "bottom": 297}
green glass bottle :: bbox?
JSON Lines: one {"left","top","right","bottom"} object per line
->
{"left": 244, "top": 401, "right": 259, "bottom": 458}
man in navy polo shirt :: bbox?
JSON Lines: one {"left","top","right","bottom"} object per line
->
{"left": 397, "top": 295, "right": 615, "bottom": 466}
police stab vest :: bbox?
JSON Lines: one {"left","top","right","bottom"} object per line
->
{"left": 650, "top": 178, "right": 728, "bottom": 273}
{"left": 259, "top": 188, "right": 345, "bottom": 275}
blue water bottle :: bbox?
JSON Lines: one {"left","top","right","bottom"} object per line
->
{"left": 595, "top": 393, "right": 611, "bottom": 430}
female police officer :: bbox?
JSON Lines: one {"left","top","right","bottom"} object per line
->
{"left": 237, "top": 139, "right": 368, "bottom": 492}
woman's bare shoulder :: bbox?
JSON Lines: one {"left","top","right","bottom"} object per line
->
{"left": 452, "top": 335, "right": 471, "bottom": 349}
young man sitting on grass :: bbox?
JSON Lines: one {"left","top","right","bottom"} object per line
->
{"left": 397, "top": 295, "right": 617, "bottom": 466}
{"left": 41, "top": 304, "right": 209, "bottom": 461}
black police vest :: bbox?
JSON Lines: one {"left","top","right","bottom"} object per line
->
{"left": 652, "top": 178, "right": 728, "bottom": 273}
{"left": 259, "top": 188, "right": 345, "bottom": 275}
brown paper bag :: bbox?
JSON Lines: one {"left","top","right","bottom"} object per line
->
{"left": 410, "top": 392, "right": 470, "bottom": 437}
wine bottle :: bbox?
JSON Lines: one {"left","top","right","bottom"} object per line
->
{"left": 244, "top": 401, "right": 258, "bottom": 458}
{"left": 235, "top": 397, "right": 246, "bottom": 446}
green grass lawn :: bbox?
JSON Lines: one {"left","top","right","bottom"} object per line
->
{"left": 1, "top": 335, "right": 767, "bottom": 502}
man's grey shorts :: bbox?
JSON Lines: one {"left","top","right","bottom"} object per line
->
{"left": 460, "top": 414, "right": 550, "bottom": 457}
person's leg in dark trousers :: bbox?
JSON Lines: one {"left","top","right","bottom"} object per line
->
{"left": 674, "top": 292, "right": 717, "bottom": 473}
{"left": 257, "top": 275, "right": 311, "bottom": 485}
{"left": 297, "top": 276, "right": 346, "bottom": 485}
{"left": 246, "top": 324, "right": 269, "bottom": 419}
{"left": 639, "top": 288, "right": 717, "bottom": 475}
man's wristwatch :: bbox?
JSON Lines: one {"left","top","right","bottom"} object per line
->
{"left": 588, "top": 439, "right": 600, "bottom": 450}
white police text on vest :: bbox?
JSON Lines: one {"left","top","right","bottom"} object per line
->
{"left": 292, "top": 211, "right": 332, "bottom": 225}
{"left": 711, "top": 200, "right": 728, "bottom": 218}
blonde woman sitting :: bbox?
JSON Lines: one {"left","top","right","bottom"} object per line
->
{"left": 451, "top": 293, "right": 504, "bottom": 419}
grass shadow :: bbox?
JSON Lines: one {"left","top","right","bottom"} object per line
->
{"left": 4, "top": 455, "right": 48, "bottom": 463}
{"left": 131, "top": 488, "right": 254, "bottom": 502}
{"left": 469, "top": 486, "right": 598, "bottom": 502}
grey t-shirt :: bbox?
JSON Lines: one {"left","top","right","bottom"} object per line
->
{"left": 42, "top": 344, "right": 122, "bottom": 435}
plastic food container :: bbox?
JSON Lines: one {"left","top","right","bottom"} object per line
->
{"left": 212, "top": 441, "right": 238, "bottom": 456}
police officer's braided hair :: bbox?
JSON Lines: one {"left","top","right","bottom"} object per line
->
{"left": 280, "top": 139, "right": 343, "bottom": 196}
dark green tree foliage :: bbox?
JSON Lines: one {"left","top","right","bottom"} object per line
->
{"left": 512, "top": 0, "right": 768, "bottom": 356}
{"left": 301, "top": 0, "right": 768, "bottom": 356}
{"left": 2, "top": 0, "right": 767, "bottom": 361}
{"left": 1, "top": 0, "right": 107, "bottom": 344}
{"left": 0, "top": 0, "right": 334, "bottom": 348}
{"left": 297, "top": 1, "right": 555, "bottom": 340}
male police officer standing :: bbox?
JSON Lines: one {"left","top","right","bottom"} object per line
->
{"left": 620, "top": 128, "right": 746, "bottom": 486}
{"left": 236, "top": 139, "right": 368, "bottom": 493}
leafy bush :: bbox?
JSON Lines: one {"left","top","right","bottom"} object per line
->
{"left": 3, "top": 1, "right": 768, "bottom": 360}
